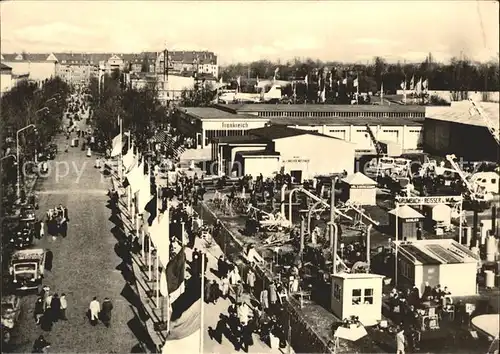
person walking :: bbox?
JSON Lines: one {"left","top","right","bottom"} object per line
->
{"left": 269, "top": 281, "right": 278, "bottom": 308}
{"left": 50, "top": 293, "right": 61, "bottom": 323}
{"left": 221, "top": 276, "right": 230, "bottom": 299}
{"left": 32, "top": 335, "right": 50, "bottom": 353}
{"left": 235, "top": 280, "right": 244, "bottom": 304}
{"left": 89, "top": 297, "right": 100, "bottom": 326}
{"left": 39, "top": 220, "right": 45, "bottom": 238}
{"left": 100, "top": 297, "right": 113, "bottom": 327}
{"left": 246, "top": 267, "right": 256, "bottom": 295}
{"left": 34, "top": 297, "right": 44, "bottom": 325}
{"left": 396, "top": 326, "right": 406, "bottom": 354}
{"left": 60, "top": 294, "right": 68, "bottom": 320}
{"left": 260, "top": 288, "right": 269, "bottom": 311}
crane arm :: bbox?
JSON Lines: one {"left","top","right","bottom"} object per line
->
{"left": 298, "top": 188, "right": 353, "bottom": 221}
{"left": 445, "top": 154, "right": 482, "bottom": 199}
{"left": 469, "top": 99, "right": 500, "bottom": 145}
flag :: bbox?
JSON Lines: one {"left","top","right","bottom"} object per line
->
{"left": 160, "top": 267, "right": 168, "bottom": 297}
{"left": 256, "top": 76, "right": 259, "bottom": 84}
{"left": 137, "top": 174, "right": 152, "bottom": 214}
{"left": 122, "top": 146, "right": 136, "bottom": 173}
{"left": 273, "top": 67, "right": 279, "bottom": 81}
{"left": 219, "top": 76, "right": 222, "bottom": 84}
{"left": 381, "top": 82, "right": 384, "bottom": 103}
{"left": 422, "top": 79, "right": 428, "bottom": 90}
{"left": 110, "top": 134, "right": 122, "bottom": 157}
{"left": 410, "top": 76, "right": 415, "bottom": 90}
{"left": 416, "top": 78, "right": 422, "bottom": 94}
{"left": 236, "top": 76, "right": 241, "bottom": 87}
{"left": 353, "top": 78, "right": 359, "bottom": 87}
{"left": 149, "top": 213, "right": 170, "bottom": 267}
{"left": 162, "top": 299, "right": 201, "bottom": 354}
{"left": 124, "top": 162, "right": 144, "bottom": 194}
{"left": 167, "top": 248, "right": 186, "bottom": 303}
{"left": 400, "top": 81, "right": 406, "bottom": 90}
{"left": 342, "top": 78, "right": 347, "bottom": 85}
{"left": 329, "top": 74, "right": 333, "bottom": 89}
{"left": 304, "top": 75, "right": 308, "bottom": 86}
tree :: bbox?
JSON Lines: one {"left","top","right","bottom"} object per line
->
{"left": 179, "top": 83, "right": 217, "bottom": 107}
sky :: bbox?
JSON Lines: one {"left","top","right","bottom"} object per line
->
{"left": 1, "top": 1, "right": 499, "bottom": 65}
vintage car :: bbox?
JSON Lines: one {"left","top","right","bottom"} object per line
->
{"left": 10, "top": 249, "right": 46, "bottom": 291}
{"left": 9, "top": 221, "right": 35, "bottom": 249}
{"left": 20, "top": 205, "right": 37, "bottom": 221}
{"left": 1, "top": 295, "right": 21, "bottom": 329}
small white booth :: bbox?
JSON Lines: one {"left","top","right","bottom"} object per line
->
{"left": 330, "top": 273, "right": 385, "bottom": 326}
{"left": 340, "top": 172, "right": 378, "bottom": 206}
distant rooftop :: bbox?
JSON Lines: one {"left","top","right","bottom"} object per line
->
{"left": 426, "top": 101, "right": 499, "bottom": 130}
{"left": 215, "top": 103, "right": 426, "bottom": 114}
{"left": 269, "top": 117, "right": 424, "bottom": 127}
{"left": 178, "top": 107, "right": 265, "bottom": 120}
{"left": 394, "top": 239, "right": 480, "bottom": 265}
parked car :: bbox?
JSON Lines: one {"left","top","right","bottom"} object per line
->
{"left": 20, "top": 206, "right": 36, "bottom": 221}
{"left": 9, "top": 220, "right": 35, "bottom": 249}
{"left": 1, "top": 295, "right": 21, "bottom": 329}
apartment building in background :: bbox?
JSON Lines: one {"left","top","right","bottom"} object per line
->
{"left": 1, "top": 53, "right": 57, "bottom": 85}
{"left": 1, "top": 50, "right": 219, "bottom": 89}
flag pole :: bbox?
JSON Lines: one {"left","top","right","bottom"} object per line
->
{"left": 356, "top": 72, "right": 359, "bottom": 105}
{"left": 200, "top": 252, "right": 205, "bottom": 354}
{"left": 156, "top": 254, "right": 160, "bottom": 308}
{"left": 119, "top": 116, "right": 123, "bottom": 181}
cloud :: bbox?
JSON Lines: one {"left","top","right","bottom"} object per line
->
{"left": 354, "top": 38, "right": 400, "bottom": 46}
{"left": 14, "top": 22, "right": 95, "bottom": 40}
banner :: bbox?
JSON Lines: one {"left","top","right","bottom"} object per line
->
{"left": 110, "top": 134, "right": 122, "bottom": 157}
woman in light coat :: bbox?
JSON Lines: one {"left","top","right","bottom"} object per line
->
{"left": 221, "top": 276, "right": 230, "bottom": 299}
{"left": 89, "top": 297, "right": 100, "bottom": 326}
{"left": 260, "top": 289, "right": 269, "bottom": 310}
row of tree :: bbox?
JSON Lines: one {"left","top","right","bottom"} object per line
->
{"left": 1, "top": 77, "right": 71, "bottom": 202}
{"left": 88, "top": 70, "right": 170, "bottom": 153}
{"left": 221, "top": 54, "right": 500, "bottom": 93}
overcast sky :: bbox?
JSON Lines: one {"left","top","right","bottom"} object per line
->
{"left": 1, "top": 1, "right": 498, "bottom": 64}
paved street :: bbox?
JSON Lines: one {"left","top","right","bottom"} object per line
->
{"left": 10, "top": 122, "right": 141, "bottom": 352}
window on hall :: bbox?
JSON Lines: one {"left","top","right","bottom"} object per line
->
{"left": 409, "top": 129, "right": 420, "bottom": 133}
{"left": 330, "top": 129, "right": 345, "bottom": 133}
{"left": 383, "top": 129, "right": 398, "bottom": 133}
{"left": 334, "top": 283, "right": 342, "bottom": 301}
{"left": 352, "top": 289, "right": 362, "bottom": 305}
{"left": 364, "top": 289, "right": 374, "bottom": 304}
{"left": 356, "top": 129, "right": 366, "bottom": 133}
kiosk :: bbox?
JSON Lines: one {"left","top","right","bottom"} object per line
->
{"left": 388, "top": 205, "right": 424, "bottom": 241}
{"left": 340, "top": 172, "right": 377, "bottom": 206}
{"left": 330, "top": 273, "right": 385, "bottom": 326}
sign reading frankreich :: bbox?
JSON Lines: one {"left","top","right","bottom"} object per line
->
{"left": 395, "top": 196, "right": 463, "bottom": 205}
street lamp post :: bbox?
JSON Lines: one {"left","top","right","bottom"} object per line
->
{"left": 16, "top": 124, "right": 36, "bottom": 200}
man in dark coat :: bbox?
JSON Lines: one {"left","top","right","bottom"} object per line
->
{"left": 100, "top": 298, "right": 113, "bottom": 327}
{"left": 63, "top": 207, "right": 69, "bottom": 222}
{"left": 50, "top": 294, "right": 61, "bottom": 323}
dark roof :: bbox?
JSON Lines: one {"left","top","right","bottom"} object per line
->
{"left": 401, "top": 245, "right": 442, "bottom": 265}
{"left": 1, "top": 62, "right": 12, "bottom": 71}
{"left": 248, "top": 126, "right": 333, "bottom": 140}
{"left": 237, "top": 150, "right": 280, "bottom": 157}
{"left": 215, "top": 103, "right": 426, "bottom": 114}
{"left": 179, "top": 107, "right": 264, "bottom": 120}
{"left": 214, "top": 135, "right": 268, "bottom": 144}
{"left": 269, "top": 117, "right": 424, "bottom": 127}
{"left": 169, "top": 50, "right": 217, "bottom": 65}
{"left": 1, "top": 53, "right": 52, "bottom": 62}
